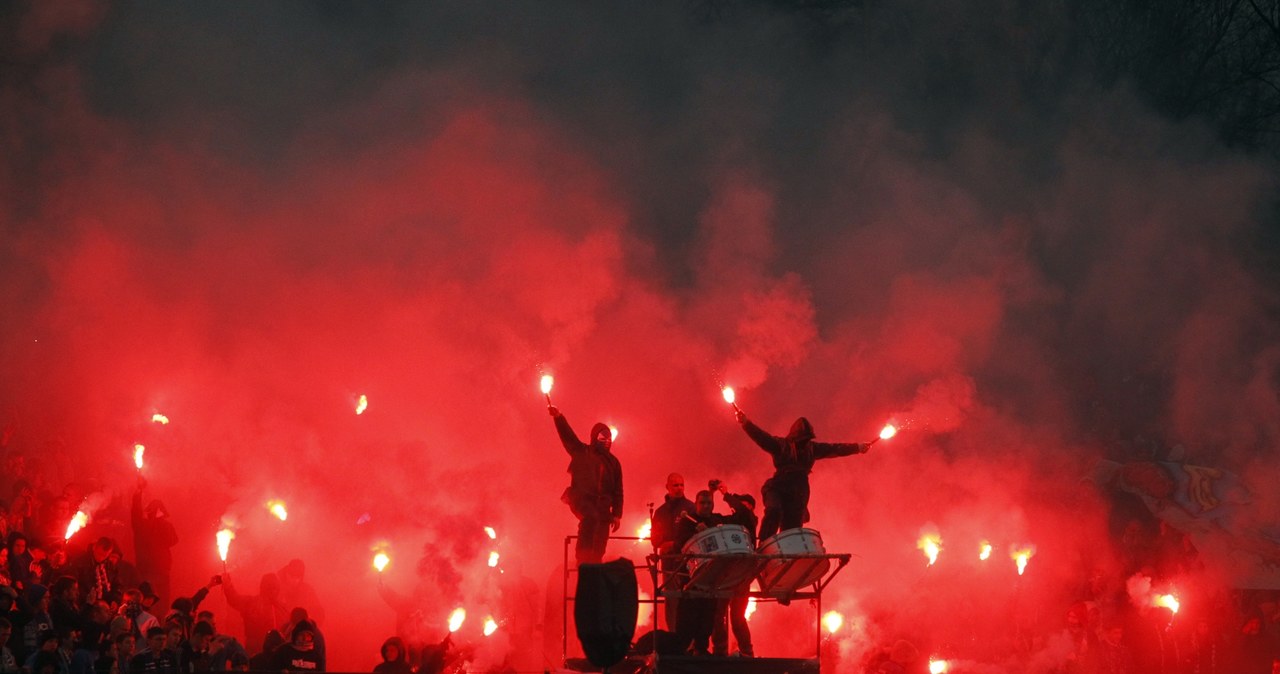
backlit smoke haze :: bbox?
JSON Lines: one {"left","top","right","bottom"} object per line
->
{"left": 2, "top": 1, "right": 1278, "bottom": 670}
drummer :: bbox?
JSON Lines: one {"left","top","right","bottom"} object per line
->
{"left": 734, "top": 408, "right": 872, "bottom": 541}
{"left": 672, "top": 490, "right": 718, "bottom": 656}
{"left": 710, "top": 481, "right": 756, "bottom": 658}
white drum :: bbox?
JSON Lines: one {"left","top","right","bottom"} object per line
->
{"left": 681, "top": 524, "right": 755, "bottom": 591}
{"left": 757, "top": 527, "right": 831, "bottom": 593}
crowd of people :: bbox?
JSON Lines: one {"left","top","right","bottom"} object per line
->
{"left": 0, "top": 460, "right": 341, "bottom": 674}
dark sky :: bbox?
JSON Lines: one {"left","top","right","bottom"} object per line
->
{"left": 2, "top": 1, "right": 1279, "bottom": 669}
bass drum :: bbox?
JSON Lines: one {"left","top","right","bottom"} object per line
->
{"left": 757, "top": 527, "right": 830, "bottom": 594}
{"left": 681, "top": 524, "right": 755, "bottom": 592}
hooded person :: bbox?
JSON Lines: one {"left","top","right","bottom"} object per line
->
{"left": 735, "top": 412, "right": 871, "bottom": 541}
{"left": 548, "top": 405, "right": 623, "bottom": 565}
{"left": 131, "top": 477, "right": 177, "bottom": 611}
{"left": 372, "top": 636, "right": 412, "bottom": 674}
{"left": 270, "top": 619, "right": 323, "bottom": 672}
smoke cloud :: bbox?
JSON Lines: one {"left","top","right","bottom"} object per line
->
{"left": 2, "top": 1, "right": 1278, "bottom": 670}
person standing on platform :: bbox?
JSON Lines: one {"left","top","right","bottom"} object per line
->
{"left": 650, "top": 473, "right": 693, "bottom": 631}
{"left": 709, "top": 482, "right": 756, "bottom": 658}
{"left": 549, "top": 406, "right": 623, "bottom": 565}
{"left": 735, "top": 410, "right": 871, "bottom": 541}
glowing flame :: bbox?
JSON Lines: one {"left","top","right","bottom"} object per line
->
{"left": 355, "top": 394, "right": 368, "bottom": 415}
{"left": 1012, "top": 547, "right": 1035, "bottom": 575}
{"left": 879, "top": 424, "right": 897, "bottom": 440}
{"left": 216, "top": 528, "right": 235, "bottom": 562}
{"left": 930, "top": 659, "right": 949, "bottom": 674}
{"left": 637, "top": 519, "right": 651, "bottom": 540}
{"left": 917, "top": 534, "right": 941, "bottom": 566}
{"left": 151, "top": 413, "right": 169, "bottom": 425}
{"left": 267, "top": 500, "right": 288, "bottom": 521}
{"left": 540, "top": 375, "right": 553, "bottom": 395}
{"left": 483, "top": 617, "right": 498, "bottom": 636}
{"left": 979, "top": 541, "right": 992, "bottom": 561}
{"left": 448, "top": 608, "right": 466, "bottom": 633}
{"left": 484, "top": 526, "right": 497, "bottom": 539}
{"left": 133, "top": 444, "right": 145, "bottom": 470}
{"left": 64, "top": 510, "right": 89, "bottom": 540}
{"left": 488, "top": 551, "right": 500, "bottom": 568}
{"left": 722, "top": 387, "right": 736, "bottom": 405}
{"left": 744, "top": 597, "right": 757, "bottom": 621}
{"left": 822, "top": 610, "right": 844, "bottom": 634}
{"left": 373, "top": 552, "right": 390, "bottom": 573}
{"left": 609, "top": 426, "right": 618, "bottom": 441}
{"left": 1154, "top": 594, "right": 1180, "bottom": 614}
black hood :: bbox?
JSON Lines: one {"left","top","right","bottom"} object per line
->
{"left": 589, "top": 422, "right": 612, "bottom": 448}
{"left": 788, "top": 417, "right": 814, "bottom": 442}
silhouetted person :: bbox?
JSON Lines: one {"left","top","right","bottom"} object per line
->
{"left": 131, "top": 478, "right": 176, "bottom": 611}
{"left": 651, "top": 473, "right": 693, "bottom": 632}
{"left": 735, "top": 410, "right": 870, "bottom": 540}
{"left": 548, "top": 405, "right": 623, "bottom": 565}
{"left": 221, "top": 574, "right": 286, "bottom": 657}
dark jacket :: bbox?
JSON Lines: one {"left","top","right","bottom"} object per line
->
{"left": 713, "top": 492, "right": 759, "bottom": 546}
{"left": 741, "top": 417, "right": 869, "bottom": 477}
{"left": 553, "top": 414, "right": 623, "bottom": 520}
{"left": 372, "top": 637, "right": 412, "bottom": 674}
{"left": 131, "top": 493, "right": 177, "bottom": 580}
{"left": 651, "top": 495, "right": 694, "bottom": 553}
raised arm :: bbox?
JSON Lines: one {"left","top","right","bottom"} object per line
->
{"left": 550, "top": 407, "right": 584, "bottom": 454}
{"left": 738, "top": 417, "right": 781, "bottom": 455}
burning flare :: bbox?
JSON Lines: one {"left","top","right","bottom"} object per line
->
{"left": 483, "top": 617, "right": 498, "bottom": 637}
{"left": 133, "top": 444, "right": 145, "bottom": 470}
{"left": 484, "top": 526, "right": 497, "bottom": 539}
{"left": 64, "top": 510, "right": 89, "bottom": 540}
{"left": 1012, "top": 547, "right": 1035, "bottom": 575}
{"left": 488, "top": 551, "right": 500, "bottom": 568}
{"left": 355, "top": 394, "right": 368, "bottom": 415}
{"left": 744, "top": 597, "right": 757, "bottom": 621}
{"left": 979, "top": 541, "right": 992, "bottom": 561}
{"left": 822, "top": 610, "right": 844, "bottom": 634}
{"left": 917, "top": 534, "right": 942, "bottom": 566}
{"left": 1154, "top": 593, "right": 1180, "bottom": 614}
{"left": 267, "top": 500, "right": 288, "bottom": 521}
{"left": 722, "top": 387, "right": 736, "bottom": 405}
{"left": 448, "top": 608, "right": 466, "bottom": 633}
{"left": 637, "top": 519, "right": 651, "bottom": 540}
{"left": 929, "top": 659, "right": 949, "bottom": 674}
{"left": 216, "top": 528, "right": 235, "bottom": 562}
{"left": 540, "top": 375, "right": 554, "bottom": 395}
{"left": 151, "top": 413, "right": 169, "bottom": 425}
{"left": 373, "top": 552, "right": 390, "bottom": 573}
{"left": 879, "top": 424, "right": 898, "bottom": 440}
{"left": 609, "top": 426, "right": 618, "bottom": 441}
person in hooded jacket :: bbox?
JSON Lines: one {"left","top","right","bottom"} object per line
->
{"left": 372, "top": 636, "right": 411, "bottom": 674}
{"left": 548, "top": 405, "right": 623, "bottom": 565}
{"left": 270, "top": 620, "right": 322, "bottom": 672}
{"left": 735, "top": 411, "right": 872, "bottom": 541}
{"left": 130, "top": 478, "right": 176, "bottom": 612}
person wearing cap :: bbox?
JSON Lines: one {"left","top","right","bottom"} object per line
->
{"left": 734, "top": 410, "right": 871, "bottom": 541}
{"left": 548, "top": 405, "right": 623, "bottom": 565}
{"left": 270, "top": 619, "right": 322, "bottom": 672}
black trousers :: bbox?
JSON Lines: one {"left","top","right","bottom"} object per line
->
{"left": 759, "top": 473, "right": 809, "bottom": 541}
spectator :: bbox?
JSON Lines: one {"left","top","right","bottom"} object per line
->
{"left": 7, "top": 535, "right": 33, "bottom": 592}
{"left": 127, "top": 626, "right": 175, "bottom": 674}
{"left": 117, "top": 591, "right": 158, "bottom": 641}
{"left": 270, "top": 620, "right": 322, "bottom": 672}
{"left": 276, "top": 562, "right": 323, "bottom": 627}
{"left": 0, "top": 617, "right": 16, "bottom": 674}
{"left": 372, "top": 637, "right": 411, "bottom": 674}
{"left": 221, "top": 574, "right": 286, "bottom": 657}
